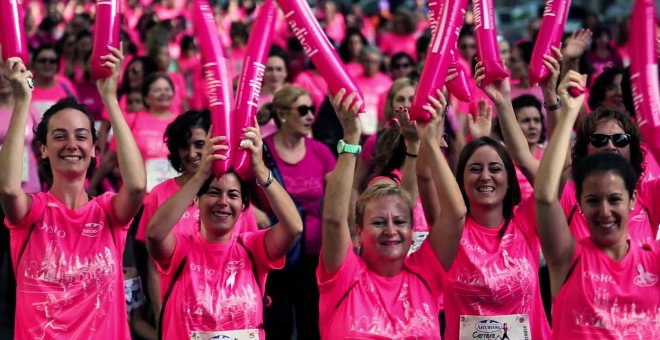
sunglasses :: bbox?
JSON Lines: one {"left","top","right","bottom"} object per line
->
{"left": 589, "top": 133, "right": 631, "bottom": 148}
{"left": 392, "top": 62, "right": 411, "bottom": 70}
{"left": 36, "top": 57, "right": 58, "bottom": 65}
{"left": 291, "top": 105, "right": 315, "bottom": 116}
{"left": 460, "top": 44, "right": 476, "bottom": 50}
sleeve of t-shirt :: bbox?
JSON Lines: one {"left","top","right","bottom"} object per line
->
{"left": 317, "top": 248, "right": 362, "bottom": 319}
{"left": 240, "top": 230, "right": 285, "bottom": 290}
{"left": 96, "top": 192, "right": 131, "bottom": 230}
{"left": 4, "top": 193, "right": 46, "bottom": 230}
{"left": 405, "top": 240, "right": 447, "bottom": 298}
{"left": 154, "top": 232, "right": 192, "bottom": 276}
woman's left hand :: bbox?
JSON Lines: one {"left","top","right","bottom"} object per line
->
{"left": 467, "top": 99, "right": 493, "bottom": 139}
{"left": 396, "top": 106, "right": 419, "bottom": 148}
{"left": 418, "top": 89, "right": 447, "bottom": 146}
{"left": 96, "top": 45, "right": 124, "bottom": 99}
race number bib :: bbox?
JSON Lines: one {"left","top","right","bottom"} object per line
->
{"left": 408, "top": 231, "right": 429, "bottom": 255}
{"left": 146, "top": 158, "right": 179, "bottom": 192}
{"left": 0, "top": 145, "right": 29, "bottom": 182}
{"left": 459, "top": 314, "right": 531, "bottom": 340}
{"left": 190, "top": 329, "right": 260, "bottom": 340}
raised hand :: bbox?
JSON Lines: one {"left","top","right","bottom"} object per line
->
{"left": 418, "top": 89, "right": 448, "bottom": 146}
{"left": 475, "top": 60, "right": 510, "bottom": 105}
{"left": 330, "top": 88, "right": 362, "bottom": 141}
{"left": 196, "top": 128, "right": 229, "bottom": 180}
{"left": 540, "top": 46, "right": 562, "bottom": 95}
{"left": 396, "top": 106, "right": 419, "bottom": 148}
{"left": 241, "top": 117, "right": 269, "bottom": 177}
{"left": 96, "top": 45, "right": 124, "bottom": 99}
{"left": 562, "top": 29, "right": 592, "bottom": 61}
{"left": 468, "top": 100, "right": 492, "bottom": 139}
{"left": 3, "top": 57, "right": 33, "bottom": 102}
{"left": 557, "top": 70, "right": 587, "bottom": 116}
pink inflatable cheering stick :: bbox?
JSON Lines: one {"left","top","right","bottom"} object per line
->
{"left": 629, "top": 0, "right": 660, "bottom": 161}
{"left": 410, "top": 0, "right": 468, "bottom": 122}
{"left": 472, "top": 0, "right": 508, "bottom": 86}
{"left": 0, "top": 0, "right": 31, "bottom": 88}
{"left": 192, "top": 0, "right": 234, "bottom": 177}
{"left": 277, "top": 0, "right": 364, "bottom": 112}
{"left": 90, "top": 0, "right": 121, "bottom": 80}
{"left": 529, "top": 0, "right": 571, "bottom": 86}
{"left": 232, "top": 0, "right": 277, "bottom": 178}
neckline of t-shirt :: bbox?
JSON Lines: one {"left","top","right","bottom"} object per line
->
{"left": 194, "top": 231, "right": 235, "bottom": 249}
{"left": 45, "top": 191, "right": 94, "bottom": 212}
{"left": 467, "top": 215, "right": 507, "bottom": 235}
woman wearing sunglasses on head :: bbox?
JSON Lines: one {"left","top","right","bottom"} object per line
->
{"left": 257, "top": 85, "right": 336, "bottom": 339}
{"left": 535, "top": 70, "right": 660, "bottom": 339}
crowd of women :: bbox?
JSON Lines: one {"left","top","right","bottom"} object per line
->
{"left": 0, "top": 0, "right": 659, "bottom": 339}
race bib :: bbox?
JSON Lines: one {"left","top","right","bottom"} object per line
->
{"left": 146, "top": 158, "right": 179, "bottom": 192}
{"left": 459, "top": 314, "right": 531, "bottom": 340}
{"left": 190, "top": 329, "right": 260, "bottom": 340}
{"left": 0, "top": 145, "right": 29, "bottom": 182}
{"left": 408, "top": 231, "right": 429, "bottom": 255}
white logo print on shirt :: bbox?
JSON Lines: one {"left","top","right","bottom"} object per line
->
{"left": 634, "top": 264, "right": 658, "bottom": 287}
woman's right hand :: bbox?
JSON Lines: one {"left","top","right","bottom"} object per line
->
{"left": 557, "top": 70, "right": 587, "bottom": 117}
{"left": 330, "top": 88, "right": 362, "bottom": 141}
{"left": 418, "top": 89, "right": 447, "bottom": 146}
{"left": 4, "top": 57, "right": 33, "bottom": 102}
{"left": 195, "top": 129, "right": 229, "bottom": 180}
{"left": 467, "top": 100, "right": 492, "bottom": 139}
{"left": 475, "top": 61, "right": 510, "bottom": 105}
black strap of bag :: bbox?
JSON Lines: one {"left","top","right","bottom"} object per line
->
{"left": 158, "top": 257, "right": 187, "bottom": 340}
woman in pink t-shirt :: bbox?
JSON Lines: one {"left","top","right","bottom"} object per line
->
{"left": 317, "top": 89, "right": 461, "bottom": 339}
{"left": 146, "top": 123, "right": 303, "bottom": 339}
{"left": 30, "top": 45, "right": 79, "bottom": 117}
{"left": 257, "top": 49, "right": 289, "bottom": 138}
{"left": 535, "top": 72, "right": 660, "bottom": 339}
{"left": 1, "top": 48, "right": 146, "bottom": 339}
{"left": 338, "top": 29, "right": 368, "bottom": 78}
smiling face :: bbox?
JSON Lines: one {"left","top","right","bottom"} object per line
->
{"left": 516, "top": 106, "right": 542, "bottom": 146}
{"left": 265, "top": 56, "right": 287, "bottom": 91}
{"left": 579, "top": 171, "right": 633, "bottom": 248}
{"left": 145, "top": 77, "right": 174, "bottom": 112}
{"left": 463, "top": 146, "right": 508, "bottom": 210}
{"left": 278, "top": 94, "right": 314, "bottom": 137}
{"left": 391, "top": 85, "right": 415, "bottom": 111}
{"left": 603, "top": 74, "right": 625, "bottom": 112}
{"left": 358, "top": 195, "right": 413, "bottom": 264}
{"left": 587, "top": 119, "right": 631, "bottom": 162}
{"left": 41, "top": 108, "right": 96, "bottom": 178}
{"left": 199, "top": 174, "right": 244, "bottom": 241}
{"left": 178, "top": 127, "right": 206, "bottom": 175}
{"left": 34, "top": 49, "right": 59, "bottom": 79}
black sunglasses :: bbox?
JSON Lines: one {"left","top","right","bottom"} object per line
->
{"left": 589, "top": 133, "right": 631, "bottom": 148}
{"left": 36, "top": 57, "right": 58, "bottom": 65}
{"left": 291, "top": 105, "right": 315, "bottom": 116}
{"left": 392, "top": 62, "right": 411, "bottom": 70}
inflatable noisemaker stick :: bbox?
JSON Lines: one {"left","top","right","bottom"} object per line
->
{"left": 410, "top": 0, "right": 468, "bottom": 122}
{"left": 529, "top": 0, "right": 571, "bottom": 86}
{"left": 192, "top": 0, "right": 234, "bottom": 177}
{"left": 472, "top": 0, "right": 509, "bottom": 86}
{"left": 0, "top": 0, "right": 32, "bottom": 88}
{"left": 232, "top": 0, "right": 277, "bottom": 177}
{"left": 428, "top": 0, "right": 472, "bottom": 103}
{"left": 629, "top": 0, "right": 660, "bottom": 161}
{"left": 90, "top": 0, "right": 121, "bottom": 80}
{"left": 277, "top": 0, "right": 364, "bottom": 112}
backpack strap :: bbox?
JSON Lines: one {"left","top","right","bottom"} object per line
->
{"left": 236, "top": 236, "right": 270, "bottom": 329}
{"left": 14, "top": 224, "right": 36, "bottom": 274}
{"left": 567, "top": 204, "right": 578, "bottom": 225}
{"left": 158, "top": 256, "right": 187, "bottom": 340}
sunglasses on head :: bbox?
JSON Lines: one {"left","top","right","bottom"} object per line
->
{"left": 589, "top": 133, "right": 631, "bottom": 148}
{"left": 291, "top": 105, "right": 315, "bottom": 116}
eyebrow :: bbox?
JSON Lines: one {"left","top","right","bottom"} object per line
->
{"left": 51, "top": 128, "right": 91, "bottom": 135}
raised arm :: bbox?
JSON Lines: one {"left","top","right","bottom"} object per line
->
{"left": 397, "top": 108, "right": 420, "bottom": 208}
{"left": 475, "top": 62, "right": 539, "bottom": 183}
{"left": 321, "top": 89, "right": 362, "bottom": 274}
{"left": 97, "top": 46, "right": 146, "bottom": 225}
{"left": 146, "top": 134, "right": 227, "bottom": 262}
{"left": 242, "top": 118, "right": 303, "bottom": 261}
{"left": 535, "top": 71, "right": 587, "bottom": 297}
{"left": 0, "top": 58, "right": 34, "bottom": 224}
{"left": 418, "top": 89, "right": 467, "bottom": 270}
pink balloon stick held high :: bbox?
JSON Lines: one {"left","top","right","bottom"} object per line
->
{"left": 629, "top": 0, "right": 660, "bottom": 161}
{"left": 232, "top": 0, "right": 277, "bottom": 177}
{"left": 277, "top": 0, "right": 364, "bottom": 112}
{"left": 472, "top": 0, "right": 509, "bottom": 86}
{"left": 192, "top": 0, "right": 234, "bottom": 177}
{"left": 529, "top": 0, "right": 571, "bottom": 86}
{"left": 90, "top": 0, "right": 121, "bottom": 80}
{"left": 0, "top": 0, "right": 29, "bottom": 64}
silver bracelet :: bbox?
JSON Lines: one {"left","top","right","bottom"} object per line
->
{"left": 256, "top": 170, "right": 274, "bottom": 188}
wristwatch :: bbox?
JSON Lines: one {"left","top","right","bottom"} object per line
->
{"left": 337, "top": 139, "right": 362, "bottom": 155}
{"left": 543, "top": 95, "right": 561, "bottom": 111}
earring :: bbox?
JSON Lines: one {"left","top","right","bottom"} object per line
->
{"left": 281, "top": 118, "right": 286, "bottom": 124}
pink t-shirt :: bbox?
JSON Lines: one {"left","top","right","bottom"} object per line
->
{"left": 156, "top": 230, "right": 284, "bottom": 339}
{"left": 514, "top": 146, "right": 545, "bottom": 202}
{"left": 317, "top": 241, "right": 444, "bottom": 339}
{"left": 6, "top": 192, "right": 130, "bottom": 339}
{"left": 354, "top": 72, "right": 393, "bottom": 135}
{"left": 32, "top": 76, "right": 79, "bottom": 117}
{"left": 552, "top": 239, "right": 660, "bottom": 339}
{"left": 378, "top": 32, "right": 418, "bottom": 60}
{"left": 259, "top": 136, "right": 336, "bottom": 254}
{"left": 293, "top": 70, "right": 328, "bottom": 112}
{"left": 168, "top": 71, "right": 187, "bottom": 116}
{"left": 561, "top": 180, "right": 656, "bottom": 247}
{"left": 0, "top": 106, "right": 42, "bottom": 193}
{"left": 442, "top": 198, "right": 552, "bottom": 340}
{"left": 345, "top": 61, "right": 363, "bottom": 78}
{"left": 136, "top": 177, "right": 259, "bottom": 244}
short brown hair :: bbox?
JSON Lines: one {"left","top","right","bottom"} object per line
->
{"left": 355, "top": 183, "right": 414, "bottom": 228}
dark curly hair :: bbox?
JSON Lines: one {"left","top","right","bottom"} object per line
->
{"left": 573, "top": 153, "right": 638, "bottom": 202}
{"left": 511, "top": 94, "right": 547, "bottom": 144}
{"left": 164, "top": 110, "right": 211, "bottom": 172}
{"left": 588, "top": 67, "right": 623, "bottom": 111}
{"left": 456, "top": 137, "right": 521, "bottom": 220}
{"left": 197, "top": 169, "right": 251, "bottom": 212}
{"left": 572, "top": 107, "right": 645, "bottom": 179}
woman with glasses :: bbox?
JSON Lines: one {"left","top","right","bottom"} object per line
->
{"left": 30, "top": 45, "right": 79, "bottom": 117}
{"left": 258, "top": 86, "right": 336, "bottom": 339}
{"left": 535, "top": 71, "right": 660, "bottom": 339}
{"left": 389, "top": 52, "right": 415, "bottom": 81}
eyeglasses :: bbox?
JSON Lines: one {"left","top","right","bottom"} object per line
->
{"left": 460, "top": 44, "right": 476, "bottom": 50}
{"left": 392, "top": 62, "right": 411, "bottom": 70}
{"left": 589, "top": 133, "right": 631, "bottom": 148}
{"left": 36, "top": 58, "right": 58, "bottom": 65}
{"left": 291, "top": 105, "right": 315, "bottom": 116}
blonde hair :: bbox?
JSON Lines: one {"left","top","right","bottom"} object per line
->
{"left": 258, "top": 85, "right": 309, "bottom": 128}
{"left": 355, "top": 183, "right": 414, "bottom": 228}
{"left": 384, "top": 77, "right": 417, "bottom": 122}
